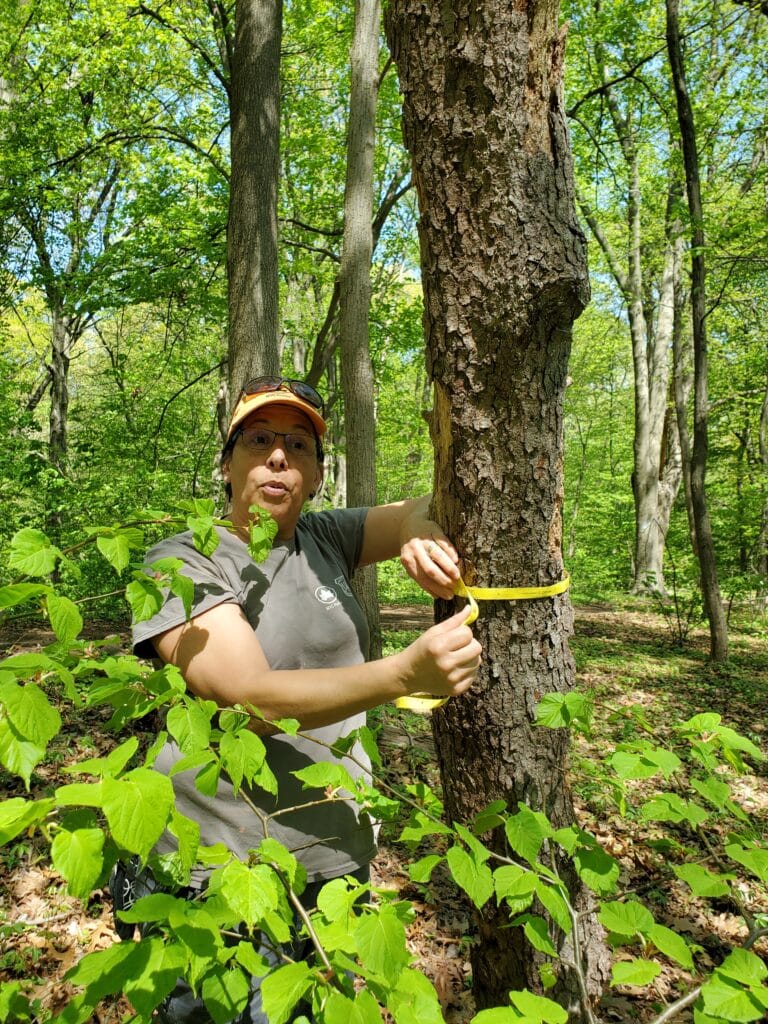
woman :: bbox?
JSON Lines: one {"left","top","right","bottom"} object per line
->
{"left": 128, "top": 376, "right": 481, "bottom": 1022}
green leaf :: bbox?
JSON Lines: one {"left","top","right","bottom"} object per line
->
{"left": 355, "top": 904, "right": 411, "bottom": 985}
{"left": 195, "top": 759, "right": 221, "bottom": 796}
{"left": 46, "top": 593, "right": 83, "bottom": 644}
{"left": 713, "top": 726, "right": 764, "bottom": 763}
{"left": 724, "top": 843, "right": 768, "bottom": 884}
{"left": 188, "top": 515, "right": 220, "bottom": 558}
{"left": 535, "top": 692, "right": 590, "bottom": 730}
{"left": 717, "top": 948, "right": 768, "bottom": 987}
{"left": 386, "top": 968, "right": 444, "bottom": 1024}
{"left": 573, "top": 846, "right": 620, "bottom": 895}
{"left": 690, "top": 776, "right": 731, "bottom": 810}
{"left": 611, "top": 750, "right": 659, "bottom": 781}
{"left": 126, "top": 575, "right": 165, "bottom": 623}
{"left": 701, "top": 975, "right": 767, "bottom": 1022}
{"left": 294, "top": 761, "right": 356, "bottom": 794}
{"left": 611, "top": 959, "right": 661, "bottom": 987}
{"left": 0, "top": 678, "right": 61, "bottom": 748}
{"left": 509, "top": 989, "right": 568, "bottom": 1022}
{"left": 469, "top": 1011, "right": 523, "bottom": 1024}
{"left": 648, "top": 924, "right": 694, "bottom": 969}
{"left": 323, "top": 988, "right": 382, "bottom": 1024}
{"left": 408, "top": 854, "right": 443, "bottom": 883}
{"left": 0, "top": 720, "right": 45, "bottom": 787}
{"left": 167, "top": 702, "right": 213, "bottom": 753}
{"left": 96, "top": 529, "right": 144, "bottom": 574}
{"left": 256, "top": 838, "right": 305, "bottom": 891}
{"left": 598, "top": 901, "right": 654, "bottom": 938}
{"left": 201, "top": 965, "right": 251, "bottom": 1024}
{"left": 170, "top": 571, "right": 195, "bottom": 620}
{"left": 220, "top": 730, "right": 271, "bottom": 795}
{"left": 513, "top": 914, "right": 557, "bottom": 956}
{"left": 55, "top": 782, "right": 104, "bottom": 808}
{"left": 0, "top": 583, "right": 50, "bottom": 610}
{"left": 214, "top": 860, "right": 279, "bottom": 926}
{"left": 640, "top": 794, "right": 709, "bottom": 827}
{"left": 535, "top": 880, "right": 572, "bottom": 934}
{"left": 8, "top": 528, "right": 61, "bottom": 577}
{"left": 259, "top": 962, "right": 314, "bottom": 1024}
{"left": 681, "top": 713, "right": 722, "bottom": 734}
{"left": 673, "top": 862, "right": 733, "bottom": 898}
{"left": 117, "top": 892, "right": 186, "bottom": 924}
{"left": 64, "top": 936, "right": 184, "bottom": 1016}
{"left": 102, "top": 769, "right": 174, "bottom": 858}
{"left": 504, "top": 805, "right": 552, "bottom": 866}
{"left": 446, "top": 844, "right": 494, "bottom": 908}
{"left": 0, "top": 797, "right": 55, "bottom": 846}
{"left": 51, "top": 827, "right": 105, "bottom": 900}
{"left": 246, "top": 508, "right": 278, "bottom": 563}
{"left": 493, "top": 863, "right": 537, "bottom": 913}
{"left": 0, "top": 980, "right": 36, "bottom": 1022}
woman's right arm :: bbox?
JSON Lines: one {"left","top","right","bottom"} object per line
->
{"left": 152, "top": 601, "right": 481, "bottom": 731}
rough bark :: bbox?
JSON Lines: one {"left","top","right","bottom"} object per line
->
{"left": 386, "top": 2, "right": 610, "bottom": 1018}
{"left": 227, "top": 0, "right": 282, "bottom": 393}
{"left": 339, "top": 0, "right": 382, "bottom": 659}
{"left": 666, "top": 0, "right": 728, "bottom": 661}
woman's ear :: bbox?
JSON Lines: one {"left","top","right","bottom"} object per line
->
{"left": 311, "top": 463, "right": 323, "bottom": 500}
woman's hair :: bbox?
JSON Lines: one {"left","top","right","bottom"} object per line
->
{"left": 220, "top": 429, "right": 325, "bottom": 502}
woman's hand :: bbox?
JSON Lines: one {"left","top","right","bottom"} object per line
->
{"left": 399, "top": 499, "right": 460, "bottom": 600}
{"left": 396, "top": 608, "right": 482, "bottom": 697}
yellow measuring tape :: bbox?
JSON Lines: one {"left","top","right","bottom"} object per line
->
{"left": 395, "top": 572, "right": 571, "bottom": 712}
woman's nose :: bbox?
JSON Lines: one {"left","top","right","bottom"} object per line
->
{"left": 266, "top": 443, "right": 288, "bottom": 468}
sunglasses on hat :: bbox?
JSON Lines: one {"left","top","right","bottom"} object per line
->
{"left": 239, "top": 376, "right": 325, "bottom": 415}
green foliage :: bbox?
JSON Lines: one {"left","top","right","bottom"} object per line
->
{"left": 1, "top": 518, "right": 767, "bottom": 1023}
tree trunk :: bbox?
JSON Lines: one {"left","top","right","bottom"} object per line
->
{"left": 666, "top": 0, "right": 728, "bottom": 661}
{"left": 758, "top": 384, "right": 768, "bottom": 580}
{"left": 49, "top": 307, "right": 70, "bottom": 474}
{"left": 227, "top": 0, "right": 282, "bottom": 393}
{"left": 579, "top": 147, "right": 682, "bottom": 596}
{"left": 339, "top": 0, "right": 382, "bottom": 659}
{"left": 385, "top": 2, "right": 610, "bottom": 1018}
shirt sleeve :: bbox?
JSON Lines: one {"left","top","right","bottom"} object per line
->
{"left": 131, "top": 532, "right": 240, "bottom": 659}
{"left": 301, "top": 507, "right": 368, "bottom": 578}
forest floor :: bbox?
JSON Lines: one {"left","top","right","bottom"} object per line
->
{"left": 1, "top": 604, "right": 767, "bottom": 1023}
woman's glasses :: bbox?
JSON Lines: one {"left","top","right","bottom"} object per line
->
{"left": 239, "top": 376, "right": 325, "bottom": 414}
{"left": 237, "top": 427, "right": 318, "bottom": 458}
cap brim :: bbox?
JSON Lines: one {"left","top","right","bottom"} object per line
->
{"left": 227, "top": 391, "right": 327, "bottom": 441}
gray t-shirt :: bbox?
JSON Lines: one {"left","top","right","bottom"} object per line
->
{"left": 133, "top": 508, "right": 377, "bottom": 882}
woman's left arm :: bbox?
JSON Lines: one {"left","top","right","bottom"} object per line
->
{"left": 358, "top": 496, "right": 460, "bottom": 599}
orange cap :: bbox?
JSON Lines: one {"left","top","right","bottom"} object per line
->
{"left": 226, "top": 389, "right": 327, "bottom": 443}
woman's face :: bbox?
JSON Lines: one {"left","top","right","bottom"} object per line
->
{"left": 223, "top": 405, "right": 323, "bottom": 540}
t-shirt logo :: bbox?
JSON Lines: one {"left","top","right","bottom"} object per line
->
{"left": 334, "top": 575, "right": 353, "bottom": 597}
{"left": 315, "top": 585, "right": 338, "bottom": 606}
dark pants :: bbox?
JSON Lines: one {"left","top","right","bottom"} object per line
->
{"left": 110, "top": 861, "right": 370, "bottom": 1024}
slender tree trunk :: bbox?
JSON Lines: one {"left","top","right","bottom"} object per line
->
{"left": 49, "top": 308, "right": 70, "bottom": 474}
{"left": 580, "top": 166, "right": 681, "bottom": 596}
{"left": 339, "top": 0, "right": 382, "bottom": 659}
{"left": 757, "top": 384, "right": 768, "bottom": 581}
{"left": 386, "top": 2, "right": 610, "bottom": 1018}
{"left": 227, "top": 0, "right": 282, "bottom": 393}
{"left": 666, "top": 0, "right": 728, "bottom": 661}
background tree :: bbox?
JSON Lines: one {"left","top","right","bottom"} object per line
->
{"left": 385, "top": 1, "right": 611, "bottom": 1017}
{"left": 665, "top": 0, "right": 728, "bottom": 660}
{"left": 338, "top": 0, "right": 383, "bottom": 657}
{"left": 227, "top": 0, "right": 282, "bottom": 388}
